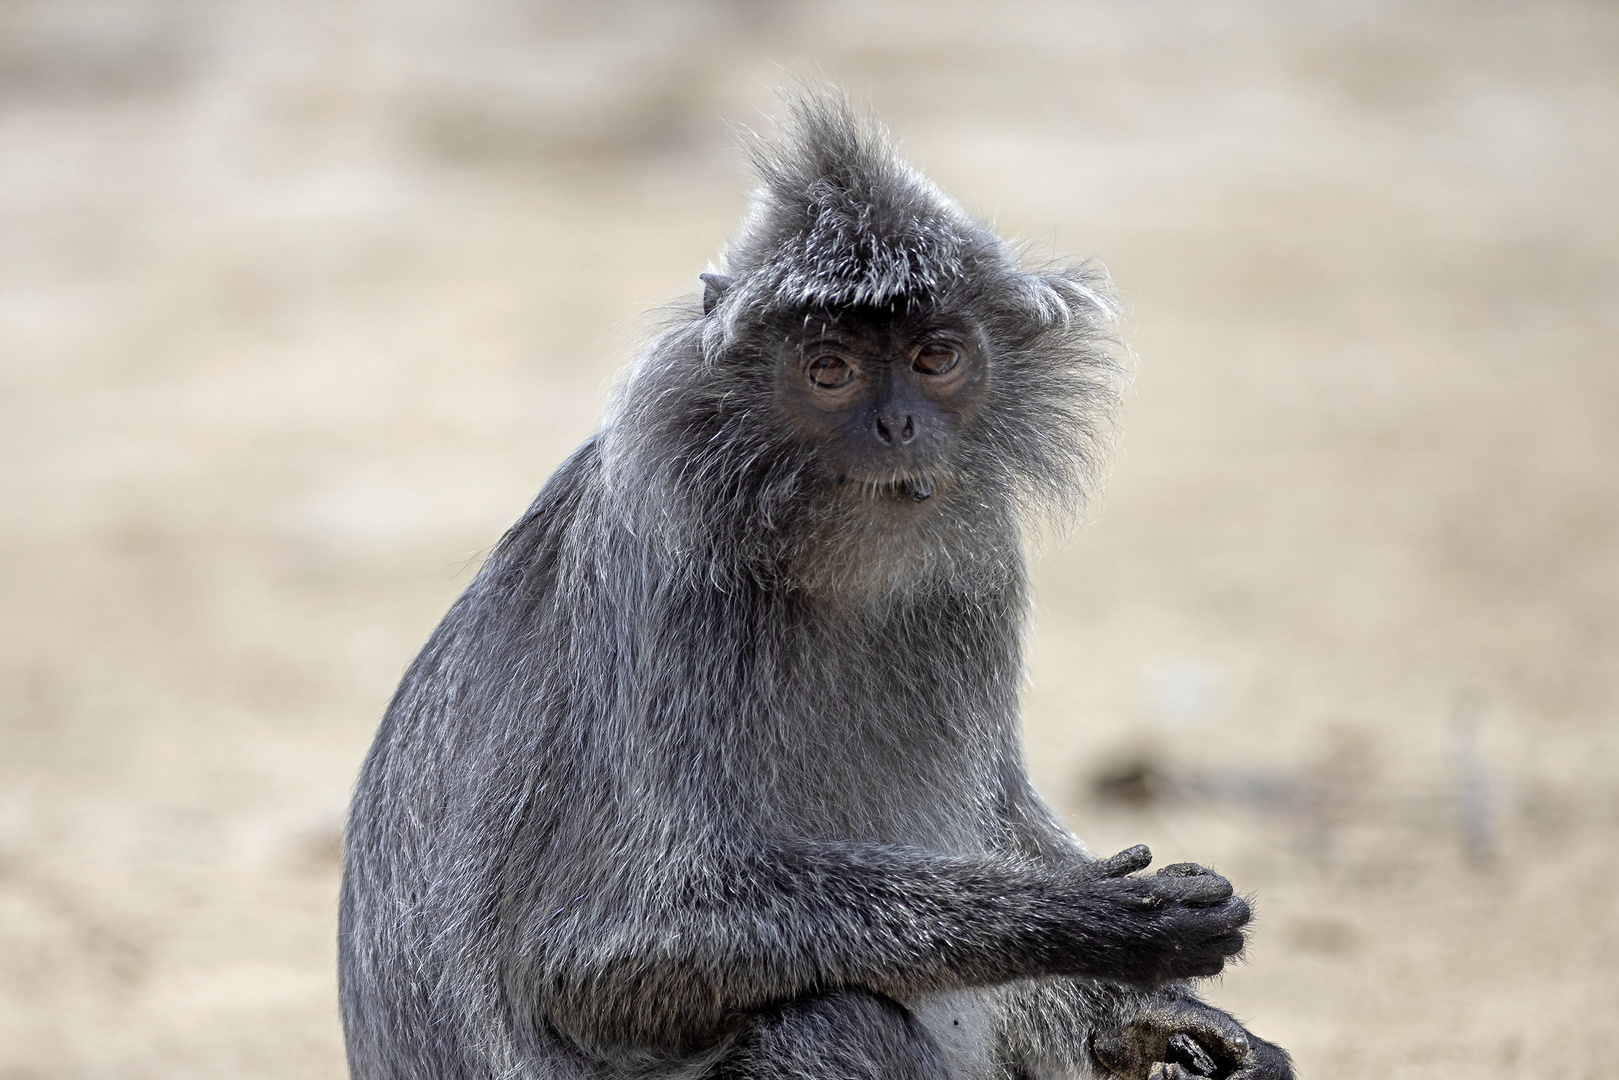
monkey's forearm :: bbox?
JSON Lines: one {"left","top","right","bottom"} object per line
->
{"left": 532, "top": 844, "right": 1246, "bottom": 1051}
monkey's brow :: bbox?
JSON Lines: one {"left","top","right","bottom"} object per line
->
{"left": 800, "top": 312, "right": 846, "bottom": 336}
{"left": 796, "top": 321, "right": 861, "bottom": 346}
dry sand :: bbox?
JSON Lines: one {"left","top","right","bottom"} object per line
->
{"left": 1, "top": 1, "right": 1616, "bottom": 1076}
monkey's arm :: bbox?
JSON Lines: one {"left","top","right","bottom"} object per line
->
{"left": 524, "top": 843, "right": 1248, "bottom": 1053}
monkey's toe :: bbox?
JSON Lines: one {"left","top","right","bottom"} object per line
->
{"left": 1149, "top": 1064, "right": 1203, "bottom": 1080}
{"left": 1155, "top": 862, "right": 1211, "bottom": 878}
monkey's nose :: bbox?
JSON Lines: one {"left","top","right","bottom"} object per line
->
{"left": 873, "top": 413, "right": 917, "bottom": 445}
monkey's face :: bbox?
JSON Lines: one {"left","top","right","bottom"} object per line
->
{"left": 774, "top": 309, "right": 988, "bottom": 514}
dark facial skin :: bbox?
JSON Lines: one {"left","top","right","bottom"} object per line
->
{"left": 775, "top": 309, "right": 989, "bottom": 506}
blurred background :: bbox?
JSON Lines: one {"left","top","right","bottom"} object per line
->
{"left": 2, "top": 0, "right": 1616, "bottom": 1076}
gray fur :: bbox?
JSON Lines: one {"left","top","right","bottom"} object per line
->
{"left": 339, "top": 90, "right": 1291, "bottom": 1080}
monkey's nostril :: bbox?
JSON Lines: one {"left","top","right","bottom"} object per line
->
{"left": 875, "top": 415, "right": 917, "bottom": 446}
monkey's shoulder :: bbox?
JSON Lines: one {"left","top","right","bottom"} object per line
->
{"left": 381, "top": 437, "right": 609, "bottom": 706}
{"left": 430, "top": 435, "right": 621, "bottom": 624}
{"left": 491, "top": 436, "right": 606, "bottom": 566}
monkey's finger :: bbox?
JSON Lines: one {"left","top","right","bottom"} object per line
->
{"left": 1188, "top": 893, "right": 1253, "bottom": 938}
{"left": 1214, "top": 895, "right": 1253, "bottom": 930}
{"left": 1093, "top": 844, "right": 1153, "bottom": 878}
{"left": 1154, "top": 915, "right": 1248, "bottom": 978}
{"left": 1156, "top": 862, "right": 1213, "bottom": 878}
{"left": 1201, "top": 929, "right": 1249, "bottom": 959}
{"left": 1153, "top": 872, "right": 1234, "bottom": 907}
{"left": 1171, "top": 930, "right": 1247, "bottom": 978}
{"left": 1166, "top": 1032, "right": 1220, "bottom": 1077}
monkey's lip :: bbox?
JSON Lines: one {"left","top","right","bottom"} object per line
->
{"left": 835, "top": 473, "right": 942, "bottom": 503}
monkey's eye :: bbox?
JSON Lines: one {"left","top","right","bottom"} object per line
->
{"left": 912, "top": 343, "right": 960, "bottom": 376}
{"left": 806, "top": 354, "right": 857, "bottom": 389}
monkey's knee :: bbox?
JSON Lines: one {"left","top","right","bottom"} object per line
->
{"left": 717, "top": 991, "right": 951, "bottom": 1080}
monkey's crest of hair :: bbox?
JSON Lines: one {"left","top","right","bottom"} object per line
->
{"left": 601, "top": 89, "right": 1127, "bottom": 593}
{"left": 721, "top": 94, "right": 975, "bottom": 322}
{"left": 711, "top": 90, "right": 1110, "bottom": 339}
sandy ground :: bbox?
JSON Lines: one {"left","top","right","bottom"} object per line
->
{"left": 1, "top": 1, "right": 1616, "bottom": 1076}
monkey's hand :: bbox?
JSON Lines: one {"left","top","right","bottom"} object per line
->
{"left": 1090, "top": 994, "right": 1294, "bottom": 1080}
{"left": 1063, "top": 845, "right": 1250, "bottom": 985}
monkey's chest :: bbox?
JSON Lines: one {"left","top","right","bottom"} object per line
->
{"left": 761, "top": 704, "right": 1002, "bottom": 850}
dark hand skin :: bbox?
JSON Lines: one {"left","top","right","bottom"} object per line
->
{"left": 1091, "top": 993, "right": 1296, "bottom": 1080}
{"left": 1070, "top": 845, "right": 1252, "bottom": 985}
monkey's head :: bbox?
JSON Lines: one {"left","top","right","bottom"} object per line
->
{"left": 604, "top": 90, "right": 1124, "bottom": 599}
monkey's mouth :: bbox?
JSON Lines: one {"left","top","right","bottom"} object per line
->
{"left": 898, "top": 477, "right": 934, "bottom": 502}
{"left": 835, "top": 473, "right": 940, "bottom": 503}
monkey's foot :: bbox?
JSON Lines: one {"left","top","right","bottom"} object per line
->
{"left": 1090, "top": 997, "right": 1293, "bottom": 1080}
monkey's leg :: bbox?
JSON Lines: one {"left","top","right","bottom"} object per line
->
{"left": 994, "top": 977, "right": 1137, "bottom": 1079}
{"left": 715, "top": 991, "right": 952, "bottom": 1080}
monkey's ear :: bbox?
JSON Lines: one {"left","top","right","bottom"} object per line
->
{"left": 699, "top": 273, "right": 734, "bottom": 315}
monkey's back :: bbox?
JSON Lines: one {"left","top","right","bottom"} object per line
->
{"left": 339, "top": 441, "right": 623, "bottom": 1076}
